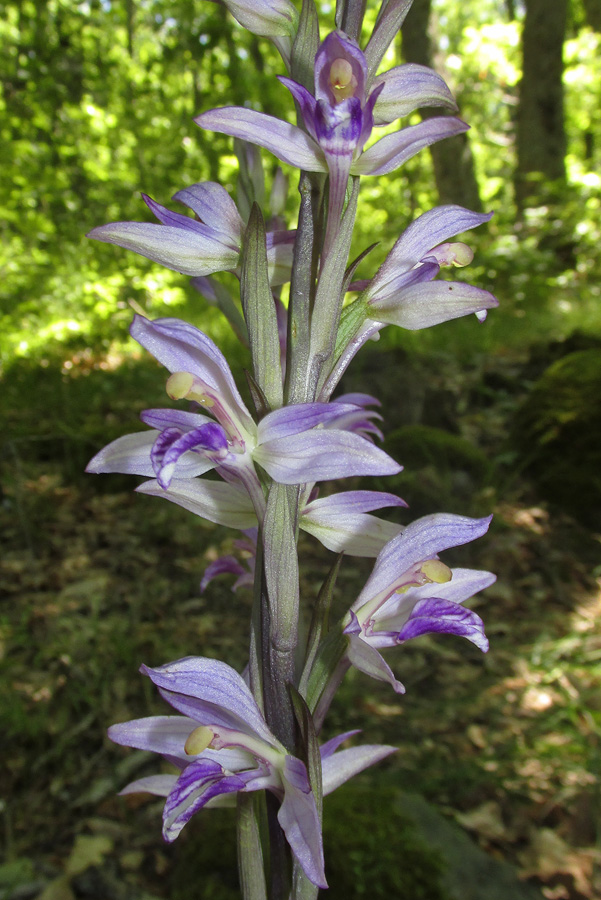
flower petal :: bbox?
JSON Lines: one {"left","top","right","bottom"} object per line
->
{"left": 120, "top": 775, "right": 178, "bottom": 797}
{"left": 355, "top": 513, "right": 493, "bottom": 611}
{"left": 195, "top": 108, "right": 327, "bottom": 173}
{"left": 346, "top": 634, "right": 406, "bottom": 693}
{"left": 370, "top": 280, "right": 499, "bottom": 330}
{"left": 173, "top": 182, "right": 244, "bottom": 241}
{"left": 136, "top": 479, "right": 257, "bottom": 529}
{"left": 129, "top": 316, "right": 255, "bottom": 435}
{"left": 352, "top": 117, "right": 469, "bottom": 176}
{"left": 153, "top": 423, "right": 228, "bottom": 489}
{"left": 397, "top": 596, "right": 489, "bottom": 651}
{"left": 220, "top": 0, "right": 297, "bottom": 37}
{"left": 322, "top": 743, "right": 397, "bottom": 795}
{"left": 163, "top": 758, "right": 246, "bottom": 841}
{"left": 304, "top": 490, "right": 407, "bottom": 516}
{"left": 87, "top": 222, "right": 240, "bottom": 276}
{"left": 301, "top": 493, "right": 404, "bottom": 557}
{"left": 140, "top": 657, "right": 278, "bottom": 745}
{"left": 200, "top": 556, "right": 248, "bottom": 593}
{"left": 368, "top": 205, "right": 493, "bottom": 297}
{"left": 372, "top": 63, "right": 457, "bottom": 125}
{"left": 86, "top": 431, "right": 158, "bottom": 477}
{"left": 279, "top": 757, "right": 327, "bottom": 889}
{"left": 255, "top": 429, "right": 402, "bottom": 484}
{"left": 258, "top": 402, "right": 364, "bottom": 442}
{"left": 108, "top": 715, "right": 197, "bottom": 758}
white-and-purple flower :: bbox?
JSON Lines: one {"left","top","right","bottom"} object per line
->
{"left": 195, "top": 31, "right": 466, "bottom": 251}
{"left": 87, "top": 316, "right": 402, "bottom": 517}
{"left": 87, "top": 182, "right": 295, "bottom": 286}
{"left": 342, "top": 513, "right": 496, "bottom": 693}
{"left": 323, "top": 205, "right": 499, "bottom": 399}
{"left": 109, "top": 656, "right": 396, "bottom": 888}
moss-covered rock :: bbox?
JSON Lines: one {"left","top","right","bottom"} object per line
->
{"left": 324, "top": 784, "right": 450, "bottom": 900}
{"left": 511, "top": 349, "right": 601, "bottom": 526}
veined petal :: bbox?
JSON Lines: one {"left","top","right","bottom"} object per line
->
{"left": 163, "top": 758, "right": 246, "bottom": 841}
{"left": 153, "top": 423, "right": 229, "bottom": 489}
{"left": 301, "top": 492, "right": 406, "bottom": 557}
{"left": 200, "top": 556, "right": 248, "bottom": 593}
{"left": 142, "top": 193, "right": 239, "bottom": 249}
{"left": 319, "top": 731, "right": 361, "bottom": 759}
{"left": 322, "top": 743, "right": 397, "bottom": 795}
{"left": 333, "top": 393, "right": 381, "bottom": 408}
{"left": 266, "top": 237, "right": 294, "bottom": 286}
{"left": 355, "top": 513, "right": 493, "bottom": 611}
{"left": 352, "top": 117, "right": 469, "bottom": 176}
{"left": 304, "top": 490, "right": 407, "bottom": 516}
{"left": 314, "top": 32, "right": 367, "bottom": 106}
{"left": 141, "top": 657, "right": 278, "bottom": 745}
{"left": 120, "top": 775, "right": 177, "bottom": 797}
{"left": 279, "top": 757, "right": 327, "bottom": 889}
{"left": 173, "top": 182, "right": 244, "bottom": 241}
{"left": 140, "top": 408, "right": 214, "bottom": 431}
{"left": 129, "top": 316, "right": 255, "bottom": 435}
{"left": 136, "top": 479, "right": 256, "bottom": 530}
{"left": 87, "top": 222, "right": 240, "bottom": 276}
{"left": 372, "top": 63, "right": 457, "bottom": 125}
{"left": 258, "top": 402, "right": 363, "bottom": 443}
{"left": 195, "top": 108, "right": 327, "bottom": 173}
{"left": 397, "top": 597, "right": 488, "bottom": 651}
{"left": 108, "top": 715, "right": 197, "bottom": 758}
{"left": 221, "top": 0, "right": 297, "bottom": 37}
{"left": 255, "top": 429, "right": 402, "bottom": 484}
{"left": 376, "top": 567, "right": 496, "bottom": 629}
{"left": 301, "top": 510, "right": 402, "bottom": 557}
{"left": 369, "top": 280, "right": 499, "bottom": 330}
{"left": 368, "top": 206, "right": 493, "bottom": 296}
{"left": 278, "top": 77, "right": 318, "bottom": 140}
{"left": 346, "top": 634, "right": 405, "bottom": 693}
{"left": 86, "top": 431, "right": 158, "bottom": 477}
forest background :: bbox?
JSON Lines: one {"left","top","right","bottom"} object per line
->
{"left": 2, "top": 1, "right": 601, "bottom": 899}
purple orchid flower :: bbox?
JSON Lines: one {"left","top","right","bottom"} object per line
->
{"left": 109, "top": 656, "right": 396, "bottom": 888}
{"left": 87, "top": 316, "right": 401, "bottom": 516}
{"left": 363, "top": 205, "right": 499, "bottom": 329}
{"left": 322, "top": 206, "right": 499, "bottom": 400}
{"left": 341, "top": 513, "right": 496, "bottom": 694}
{"left": 195, "top": 32, "right": 466, "bottom": 251}
{"left": 87, "top": 182, "right": 295, "bottom": 286}
{"left": 200, "top": 529, "right": 257, "bottom": 593}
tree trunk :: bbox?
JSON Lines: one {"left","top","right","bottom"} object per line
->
{"left": 583, "top": 0, "right": 601, "bottom": 32}
{"left": 515, "top": 0, "right": 568, "bottom": 208}
{"left": 401, "top": 0, "right": 483, "bottom": 211}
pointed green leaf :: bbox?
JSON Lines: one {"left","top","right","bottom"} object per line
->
{"left": 299, "top": 553, "right": 344, "bottom": 694}
{"left": 291, "top": 0, "right": 320, "bottom": 92}
{"left": 241, "top": 203, "right": 284, "bottom": 410}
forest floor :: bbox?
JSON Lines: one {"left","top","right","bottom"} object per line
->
{"left": 1, "top": 338, "right": 600, "bottom": 900}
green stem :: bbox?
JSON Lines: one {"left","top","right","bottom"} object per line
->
{"left": 237, "top": 794, "right": 268, "bottom": 900}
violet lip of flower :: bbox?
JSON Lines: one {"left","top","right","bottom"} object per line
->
{"left": 195, "top": 32, "right": 468, "bottom": 241}
{"left": 87, "top": 182, "right": 295, "bottom": 286}
{"left": 108, "top": 656, "right": 396, "bottom": 889}
{"left": 342, "top": 513, "right": 496, "bottom": 693}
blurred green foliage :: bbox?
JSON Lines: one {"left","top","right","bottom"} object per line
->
{"left": 2, "top": 0, "right": 601, "bottom": 370}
